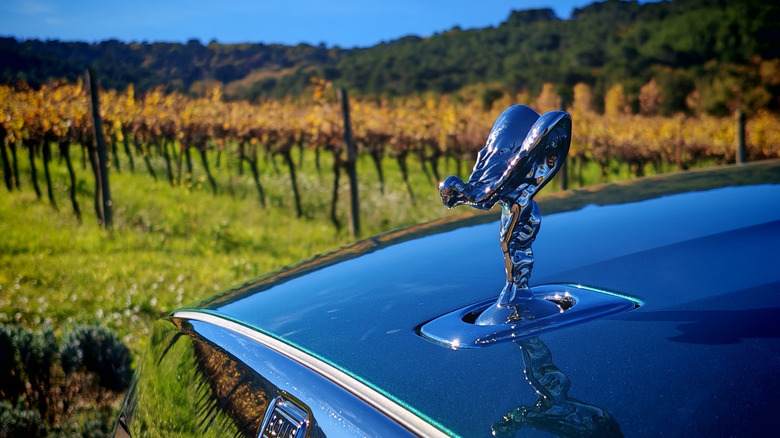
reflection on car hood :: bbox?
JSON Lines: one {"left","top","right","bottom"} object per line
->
{"left": 185, "top": 161, "right": 780, "bottom": 437}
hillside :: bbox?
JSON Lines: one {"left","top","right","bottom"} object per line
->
{"left": 1, "top": 0, "right": 779, "bottom": 114}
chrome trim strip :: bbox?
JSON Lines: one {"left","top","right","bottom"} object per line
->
{"left": 173, "top": 310, "right": 448, "bottom": 438}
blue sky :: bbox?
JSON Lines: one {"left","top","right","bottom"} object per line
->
{"left": 1, "top": 0, "right": 622, "bottom": 48}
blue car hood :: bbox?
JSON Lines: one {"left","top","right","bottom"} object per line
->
{"left": 187, "top": 161, "right": 780, "bottom": 437}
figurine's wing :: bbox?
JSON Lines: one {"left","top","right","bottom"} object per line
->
{"left": 465, "top": 105, "right": 540, "bottom": 203}
{"left": 439, "top": 106, "right": 571, "bottom": 208}
{"left": 495, "top": 110, "right": 572, "bottom": 200}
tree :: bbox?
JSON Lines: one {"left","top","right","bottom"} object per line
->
{"left": 639, "top": 78, "right": 662, "bottom": 115}
{"left": 604, "top": 84, "right": 629, "bottom": 116}
{"left": 572, "top": 83, "right": 594, "bottom": 114}
{"left": 536, "top": 83, "right": 559, "bottom": 113}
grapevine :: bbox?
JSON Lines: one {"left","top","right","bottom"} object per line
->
{"left": 2, "top": 80, "right": 778, "bottom": 225}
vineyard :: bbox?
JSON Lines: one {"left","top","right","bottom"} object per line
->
{"left": 1, "top": 78, "right": 779, "bottom": 435}
{"left": 2, "top": 79, "right": 780, "bottom": 229}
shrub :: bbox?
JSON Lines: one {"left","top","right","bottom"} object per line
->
{"left": 0, "top": 399, "right": 46, "bottom": 438}
{"left": 0, "top": 327, "right": 27, "bottom": 401}
{"left": 0, "top": 325, "right": 57, "bottom": 402}
{"left": 0, "top": 323, "right": 132, "bottom": 436}
{"left": 60, "top": 325, "right": 132, "bottom": 392}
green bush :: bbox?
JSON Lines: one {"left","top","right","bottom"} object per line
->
{"left": 0, "top": 327, "right": 27, "bottom": 402}
{"left": 0, "top": 399, "right": 46, "bottom": 438}
{"left": 0, "top": 323, "right": 131, "bottom": 437}
{"left": 0, "top": 325, "right": 57, "bottom": 403}
{"left": 60, "top": 325, "right": 132, "bottom": 393}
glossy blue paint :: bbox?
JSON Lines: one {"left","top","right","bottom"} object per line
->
{"left": 186, "top": 161, "right": 780, "bottom": 437}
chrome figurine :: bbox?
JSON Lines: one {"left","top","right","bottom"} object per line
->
{"left": 439, "top": 105, "right": 571, "bottom": 325}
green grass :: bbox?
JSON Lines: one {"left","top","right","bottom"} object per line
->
{"left": 0, "top": 144, "right": 461, "bottom": 357}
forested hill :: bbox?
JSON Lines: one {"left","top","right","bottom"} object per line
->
{"left": 2, "top": 0, "right": 779, "bottom": 115}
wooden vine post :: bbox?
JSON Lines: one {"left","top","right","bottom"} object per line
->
{"left": 339, "top": 88, "right": 360, "bottom": 238}
{"left": 0, "top": 126, "right": 13, "bottom": 191}
{"left": 735, "top": 109, "right": 746, "bottom": 165}
{"left": 86, "top": 68, "right": 113, "bottom": 229}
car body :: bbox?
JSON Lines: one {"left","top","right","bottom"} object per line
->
{"left": 114, "top": 159, "right": 780, "bottom": 437}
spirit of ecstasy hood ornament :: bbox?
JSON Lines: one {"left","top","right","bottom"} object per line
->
{"left": 439, "top": 105, "right": 571, "bottom": 325}
{"left": 423, "top": 108, "right": 638, "bottom": 347}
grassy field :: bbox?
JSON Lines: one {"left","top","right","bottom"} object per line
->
{"left": 0, "top": 145, "right": 461, "bottom": 357}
